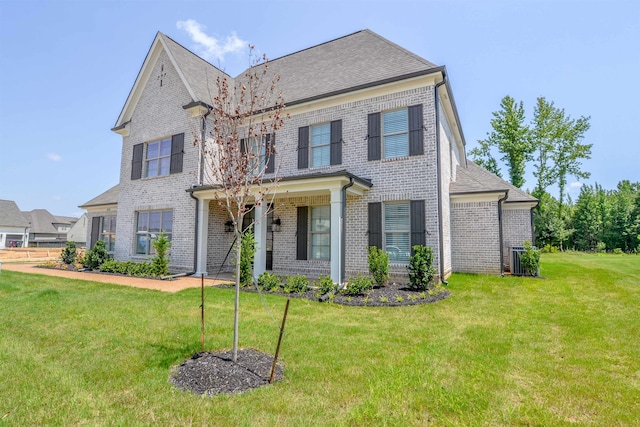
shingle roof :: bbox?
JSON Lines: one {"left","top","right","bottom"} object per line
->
{"left": 53, "top": 216, "right": 77, "bottom": 225}
{"left": 0, "top": 200, "right": 30, "bottom": 227}
{"left": 450, "top": 161, "right": 537, "bottom": 203}
{"left": 79, "top": 184, "right": 119, "bottom": 208}
{"left": 235, "top": 29, "right": 439, "bottom": 105}
{"left": 160, "top": 33, "right": 230, "bottom": 106}
{"left": 22, "top": 209, "right": 58, "bottom": 234}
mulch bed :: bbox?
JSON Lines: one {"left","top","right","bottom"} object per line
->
{"left": 230, "top": 282, "right": 451, "bottom": 307}
{"left": 170, "top": 349, "right": 283, "bottom": 396}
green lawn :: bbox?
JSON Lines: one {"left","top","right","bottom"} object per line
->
{"left": 1, "top": 253, "right": 638, "bottom": 426}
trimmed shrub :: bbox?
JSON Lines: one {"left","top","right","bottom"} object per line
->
{"left": 151, "top": 232, "right": 171, "bottom": 276}
{"left": 284, "top": 274, "right": 308, "bottom": 294}
{"left": 257, "top": 272, "right": 281, "bottom": 292}
{"left": 368, "top": 246, "right": 389, "bottom": 286}
{"left": 407, "top": 245, "right": 437, "bottom": 291}
{"left": 99, "top": 259, "right": 156, "bottom": 277}
{"left": 60, "top": 241, "right": 77, "bottom": 265}
{"left": 317, "top": 274, "right": 337, "bottom": 295}
{"left": 520, "top": 240, "right": 541, "bottom": 277}
{"left": 342, "top": 273, "right": 373, "bottom": 296}
{"left": 238, "top": 230, "right": 256, "bottom": 287}
{"left": 82, "top": 240, "right": 110, "bottom": 270}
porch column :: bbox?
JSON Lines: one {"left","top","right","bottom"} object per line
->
{"left": 195, "top": 199, "right": 209, "bottom": 276}
{"left": 253, "top": 203, "right": 267, "bottom": 279}
{"left": 330, "top": 188, "right": 342, "bottom": 284}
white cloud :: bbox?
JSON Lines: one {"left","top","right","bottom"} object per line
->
{"left": 569, "top": 181, "right": 584, "bottom": 189}
{"left": 47, "top": 153, "right": 62, "bottom": 162}
{"left": 176, "top": 19, "right": 247, "bottom": 63}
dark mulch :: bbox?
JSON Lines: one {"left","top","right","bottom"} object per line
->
{"left": 170, "top": 349, "right": 283, "bottom": 396}
{"left": 228, "top": 282, "right": 451, "bottom": 307}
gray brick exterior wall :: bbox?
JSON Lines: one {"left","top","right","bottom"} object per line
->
{"left": 113, "top": 51, "right": 200, "bottom": 272}
{"left": 451, "top": 201, "right": 501, "bottom": 274}
{"left": 502, "top": 207, "right": 534, "bottom": 269}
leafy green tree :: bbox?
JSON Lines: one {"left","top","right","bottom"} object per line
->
{"left": 470, "top": 95, "right": 533, "bottom": 188}
{"left": 602, "top": 181, "right": 640, "bottom": 252}
{"left": 468, "top": 139, "right": 502, "bottom": 178}
{"left": 573, "top": 184, "right": 608, "bottom": 251}
{"left": 534, "top": 191, "right": 573, "bottom": 250}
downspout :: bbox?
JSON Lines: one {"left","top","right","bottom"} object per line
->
{"left": 434, "top": 76, "right": 448, "bottom": 284}
{"left": 340, "top": 177, "right": 354, "bottom": 285}
{"left": 165, "top": 110, "right": 212, "bottom": 280}
{"left": 498, "top": 192, "right": 509, "bottom": 276}
{"left": 530, "top": 206, "right": 536, "bottom": 246}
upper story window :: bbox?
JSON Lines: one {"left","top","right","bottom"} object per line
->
{"left": 297, "top": 121, "right": 342, "bottom": 169}
{"left": 311, "top": 123, "right": 331, "bottom": 167}
{"left": 136, "top": 209, "right": 172, "bottom": 255}
{"left": 242, "top": 133, "right": 275, "bottom": 175}
{"left": 131, "top": 133, "right": 184, "bottom": 181}
{"left": 146, "top": 137, "right": 172, "bottom": 177}
{"left": 367, "top": 105, "right": 423, "bottom": 161}
{"left": 383, "top": 109, "right": 409, "bottom": 159}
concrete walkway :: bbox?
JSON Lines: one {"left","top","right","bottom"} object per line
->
{"left": 1, "top": 262, "right": 233, "bottom": 293}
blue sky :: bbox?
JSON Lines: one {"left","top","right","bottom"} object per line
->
{"left": 0, "top": 0, "right": 638, "bottom": 217}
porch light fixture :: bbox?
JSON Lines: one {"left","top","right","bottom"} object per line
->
{"left": 271, "top": 217, "right": 282, "bottom": 232}
{"left": 225, "top": 220, "right": 234, "bottom": 233}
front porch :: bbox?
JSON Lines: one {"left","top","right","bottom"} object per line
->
{"left": 189, "top": 171, "right": 372, "bottom": 284}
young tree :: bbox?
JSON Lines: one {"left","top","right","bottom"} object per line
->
{"left": 552, "top": 113, "right": 591, "bottom": 217}
{"left": 531, "top": 97, "right": 564, "bottom": 198}
{"left": 198, "top": 48, "right": 287, "bottom": 362}
{"left": 470, "top": 95, "right": 533, "bottom": 188}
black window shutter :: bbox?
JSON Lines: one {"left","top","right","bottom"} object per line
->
{"left": 90, "top": 216, "right": 101, "bottom": 249}
{"left": 240, "top": 138, "right": 246, "bottom": 155}
{"left": 367, "top": 113, "right": 381, "bottom": 161}
{"left": 131, "top": 143, "right": 143, "bottom": 180}
{"left": 170, "top": 133, "right": 185, "bottom": 174}
{"left": 296, "top": 206, "right": 308, "bottom": 260}
{"left": 408, "top": 104, "right": 424, "bottom": 156}
{"left": 265, "top": 133, "right": 275, "bottom": 173}
{"left": 330, "top": 120, "right": 342, "bottom": 165}
{"left": 298, "top": 127, "right": 309, "bottom": 169}
{"left": 410, "top": 200, "right": 426, "bottom": 249}
{"left": 368, "top": 202, "right": 382, "bottom": 249}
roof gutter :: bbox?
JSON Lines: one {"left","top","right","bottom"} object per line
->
{"left": 435, "top": 75, "right": 447, "bottom": 284}
{"left": 498, "top": 191, "right": 509, "bottom": 276}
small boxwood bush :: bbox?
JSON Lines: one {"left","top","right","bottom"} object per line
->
{"left": 99, "top": 259, "right": 157, "bottom": 277}
{"left": 257, "top": 271, "right": 281, "bottom": 292}
{"left": 60, "top": 241, "right": 77, "bottom": 265}
{"left": 407, "top": 245, "right": 437, "bottom": 291}
{"left": 316, "top": 274, "right": 337, "bottom": 295}
{"left": 82, "top": 240, "right": 110, "bottom": 270}
{"left": 368, "top": 246, "right": 389, "bottom": 286}
{"left": 342, "top": 273, "right": 373, "bottom": 296}
{"left": 284, "top": 274, "right": 308, "bottom": 294}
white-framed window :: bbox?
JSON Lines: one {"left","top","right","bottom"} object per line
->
{"left": 136, "top": 210, "right": 173, "bottom": 255}
{"left": 383, "top": 108, "right": 409, "bottom": 159}
{"left": 100, "top": 216, "right": 116, "bottom": 252}
{"left": 311, "top": 123, "right": 330, "bottom": 167}
{"left": 145, "top": 137, "right": 172, "bottom": 177}
{"left": 384, "top": 201, "right": 410, "bottom": 262}
{"left": 310, "top": 205, "right": 330, "bottom": 260}
{"left": 247, "top": 136, "right": 266, "bottom": 173}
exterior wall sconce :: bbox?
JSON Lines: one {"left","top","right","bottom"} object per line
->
{"left": 271, "top": 217, "right": 282, "bottom": 232}
{"left": 225, "top": 220, "right": 234, "bottom": 233}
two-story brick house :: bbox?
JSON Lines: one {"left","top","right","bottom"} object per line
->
{"left": 82, "top": 29, "right": 537, "bottom": 283}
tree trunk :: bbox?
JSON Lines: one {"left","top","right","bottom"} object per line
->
{"left": 232, "top": 231, "right": 241, "bottom": 363}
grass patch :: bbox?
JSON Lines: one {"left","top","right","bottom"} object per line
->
{"left": 1, "top": 253, "right": 638, "bottom": 425}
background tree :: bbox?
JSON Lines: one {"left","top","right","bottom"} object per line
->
{"left": 469, "top": 95, "right": 532, "bottom": 188}
{"left": 198, "top": 48, "right": 286, "bottom": 362}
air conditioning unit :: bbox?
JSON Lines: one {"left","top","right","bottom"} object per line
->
{"left": 510, "top": 246, "right": 526, "bottom": 276}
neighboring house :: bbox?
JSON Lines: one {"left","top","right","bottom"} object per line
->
{"left": 84, "top": 29, "right": 536, "bottom": 282}
{"left": 0, "top": 200, "right": 30, "bottom": 248}
{"left": 67, "top": 213, "right": 88, "bottom": 248}
{"left": 22, "top": 209, "right": 77, "bottom": 248}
